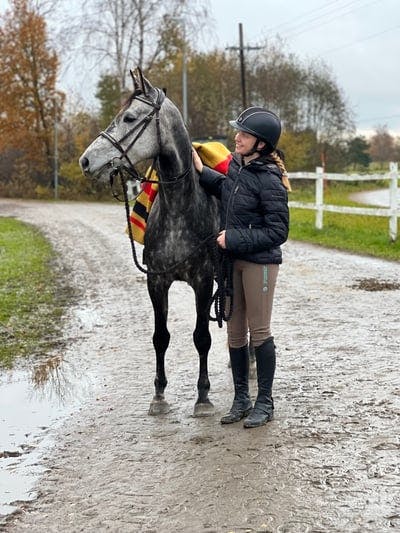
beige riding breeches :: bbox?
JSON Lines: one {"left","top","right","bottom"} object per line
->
{"left": 226, "top": 260, "right": 279, "bottom": 349}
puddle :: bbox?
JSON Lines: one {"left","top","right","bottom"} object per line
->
{"left": 351, "top": 277, "right": 400, "bottom": 291}
{"left": 0, "top": 304, "right": 107, "bottom": 518}
{"left": 0, "top": 340, "right": 97, "bottom": 519}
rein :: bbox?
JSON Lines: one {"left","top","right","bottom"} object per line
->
{"left": 102, "top": 87, "right": 233, "bottom": 326}
{"left": 120, "top": 169, "right": 232, "bottom": 326}
{"left": 119, "top": 168, "right": 215, "bottom": 275}
{"left": 209, "top": 247, "right": 234, "bottom": 327}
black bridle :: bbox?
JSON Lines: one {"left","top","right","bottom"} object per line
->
{"left": 100, "top": 87, "right": 191, "bottom": 186}
{"left": 101, "top": 88, "right": 164, "bottom": 183}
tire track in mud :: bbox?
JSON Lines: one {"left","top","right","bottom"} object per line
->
{"left": 1, "top": 199, "right": 399, "bottom": 532}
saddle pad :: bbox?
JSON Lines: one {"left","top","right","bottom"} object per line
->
{"left": 128, "top": 141, "right": 232, "bottom": 244}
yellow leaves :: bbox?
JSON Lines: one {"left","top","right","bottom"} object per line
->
{"left": 279, "top": 130, "right": 317, "bottom": 172}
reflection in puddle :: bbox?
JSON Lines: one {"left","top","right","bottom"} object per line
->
{"left": 0, "top": 304, "right": 104, "bottom": 519}
{"left": 0, "top": 357, "right": 94, "bottom": 518}
{"left": 31, "top": 354, "right": 75, "bottom": 403}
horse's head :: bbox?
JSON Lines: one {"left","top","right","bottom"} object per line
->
{"left": 79, "top": 69, "right": 166, "bottom": 182}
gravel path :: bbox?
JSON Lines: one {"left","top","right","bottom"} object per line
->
{"left": 0, "top": 199, "right": 399, "bottom": 533}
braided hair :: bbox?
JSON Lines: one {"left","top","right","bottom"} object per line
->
{"left": 269, "top": 149, "right": 291, "bottom": 191}
{"left": 259, "top": 146, "right": 292, "bottom": 192}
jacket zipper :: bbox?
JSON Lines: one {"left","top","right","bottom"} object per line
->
{"left": 224, "top": 168, "right": 242, "bottom": 229}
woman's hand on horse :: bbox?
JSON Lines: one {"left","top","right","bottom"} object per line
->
{"left": 217, "top": 230, "right": 226, "bottom": 249}
{"left": 192, "top": 148, "right": 203, "bottom": 173}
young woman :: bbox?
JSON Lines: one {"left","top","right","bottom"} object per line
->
{"left": 193, "top": 107, "right": 290, "bottom": 428}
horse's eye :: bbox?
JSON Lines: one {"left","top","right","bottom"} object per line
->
{"left": 123, "top": 113, "right": 136, "bottom": 123}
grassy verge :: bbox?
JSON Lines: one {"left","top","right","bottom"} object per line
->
{"left": 0, "top": 218, "right": 74, "bottom": 368}
{"left": 288, "top": 181, "right": 400, "bottom": 262}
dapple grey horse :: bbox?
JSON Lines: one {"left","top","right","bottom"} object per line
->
{"left": 79, "top": 70, "right": 219, "bottom": 417}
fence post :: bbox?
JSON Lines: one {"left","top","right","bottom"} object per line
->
{"left": 389, "top": 162, "right": 398, "bottom": 242}
{"left": 315, "top": 166, "right": 324, "bottom": 230}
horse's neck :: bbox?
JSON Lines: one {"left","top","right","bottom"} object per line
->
{"left": 158, "top": 150, "right": 190, "bottom": 180}
{"left": 157, "top": 164, "right": 196, "bottom": 212}
{"left": 157, "top": 135, "right": 195, "bottom": 206}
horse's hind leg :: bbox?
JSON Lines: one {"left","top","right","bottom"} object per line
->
{"left": 192, "top": 276, "right": 215, "bottom": 417}
{"left": 147, "top": 276, "right": 171, "bottom": 415}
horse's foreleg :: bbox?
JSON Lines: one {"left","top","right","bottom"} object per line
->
{"left": 147, "top": 277, "right": 171, "bottom": 415}
{"left": 192, "top": 275, "right": 215, "bottom": 417}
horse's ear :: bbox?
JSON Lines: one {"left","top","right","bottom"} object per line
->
{"left": 136, "top": 67, "right": 147, "bottom": 96}
{"left": 131, "top": 66, "right": 154, "bottom": 97}
{"left": 130, "top": 69, "right": 140, "bottom": 92}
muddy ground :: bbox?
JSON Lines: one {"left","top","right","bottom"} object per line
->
{"left": 0, "top": 198, "right": 399, "bottom": 533}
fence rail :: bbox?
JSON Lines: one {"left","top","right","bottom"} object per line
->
{"left": 287, "top": 162, "right": 399, "bottom": 241}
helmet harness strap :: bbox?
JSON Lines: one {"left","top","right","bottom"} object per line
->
{"left": 243, "top": 138, "right": 262, "bottom": 157}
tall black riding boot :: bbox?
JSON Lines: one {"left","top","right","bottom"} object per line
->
{"left": 221, "top": 345, "right": 253, "bottom": 424}
{"left": 243, "top": 337, "right": 275, "bottom": 428}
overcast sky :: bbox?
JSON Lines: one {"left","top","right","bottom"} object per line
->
{"left": 205, "top": 0, "right": 400, "bottom": 135}
{"left": 1, "top": 0, "right": 399, "bottom": 136}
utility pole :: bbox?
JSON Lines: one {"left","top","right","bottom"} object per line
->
{"left": 226, "top": 23, "right": 261, "bottom": 109}
{"left": 54, "top": 97, "right": 58, "bottom": 200}
{"left": 182, "top": 25, "right": 188, "bottom": 124}
{"left": 175, "top": 17, "right": 188, "bottom": 123}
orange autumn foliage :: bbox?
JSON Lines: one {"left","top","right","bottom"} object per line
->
{"left": 0, "top": 0, "right": 64, "bottom": 185}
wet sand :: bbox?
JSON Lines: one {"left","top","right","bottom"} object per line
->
{"left": 0, "top": 199, "right": 399, "bottom": 532}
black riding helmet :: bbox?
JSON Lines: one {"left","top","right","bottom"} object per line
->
{"left": 229, "top": 107, "right": 281, "bottom": 153}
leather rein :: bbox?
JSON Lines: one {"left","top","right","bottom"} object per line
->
{"left": 98, "top": 87, "right": 232, "bottom": 326}
{"left": 98, "top": 87, "right": 212, "bottom": 274}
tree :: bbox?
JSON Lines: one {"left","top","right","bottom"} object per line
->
{"left": 346, "top": 136, "right": 371, "bottom": 170}
{"left": 279, "top": 130, "right": 317, "bottom": 171}
{"left": 0, "top": 0, "right": 64, "bottom": 192}
{"left": 81, "top": 0, "right": 211, "bottom": 95}
{"left": 369, "top": 125, "right": 395, "bottom": 169}
{"left": 150, "top": 49, "right": 240, "bottom": 141}
{"left": 249, "top": 41, "right": 306, "bottom": 128}
{"left": 95, "top": 74, "right": 123, "bottom": 129}
{"left": 245, "top": 45, "right": 354, "bottom": 170}
{"left": 57, "top": 110, "right": 107, "bottom": 199}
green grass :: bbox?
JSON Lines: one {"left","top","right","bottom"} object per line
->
{"left": 0, "top": 218, "right": 74, "bottom": 368}
{"left": 289, "top": 181, "right": 400, "bottom": 262}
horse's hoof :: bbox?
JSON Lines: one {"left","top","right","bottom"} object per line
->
{"left": 193, "top": 401, "right": 215, "bottom": 417}
{"left": 148, "top": 399, "right": 170, "bottom": 415}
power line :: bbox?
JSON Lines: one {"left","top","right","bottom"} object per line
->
{"left": 284, "top": 0, "right": 381, "bottom": 40}
{"left": 322, "top": 22, "right": 400, "bottom": 54}
{"left": 263, "top": 0, "right": 341, "bottom": 34}
{"left": 264, "top": 0, "right": 373, "bottom": 38}
{"left": 358, "top": 112, "right": 400, "bottom": 123}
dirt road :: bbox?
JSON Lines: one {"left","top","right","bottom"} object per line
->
{"left": 1, "top": 199, "right": 399, "bottom": 532}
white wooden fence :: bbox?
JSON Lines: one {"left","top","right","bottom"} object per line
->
{"left": 288, "top": 162, "right": 399, "bottom": 242}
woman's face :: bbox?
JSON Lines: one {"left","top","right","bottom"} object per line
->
{"left": 234, "top": 130, "right": 265, "bottom": 156}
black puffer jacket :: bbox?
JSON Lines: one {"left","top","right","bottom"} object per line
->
{"left": 200, "top": 153, "right": 289, "bottom": 264}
